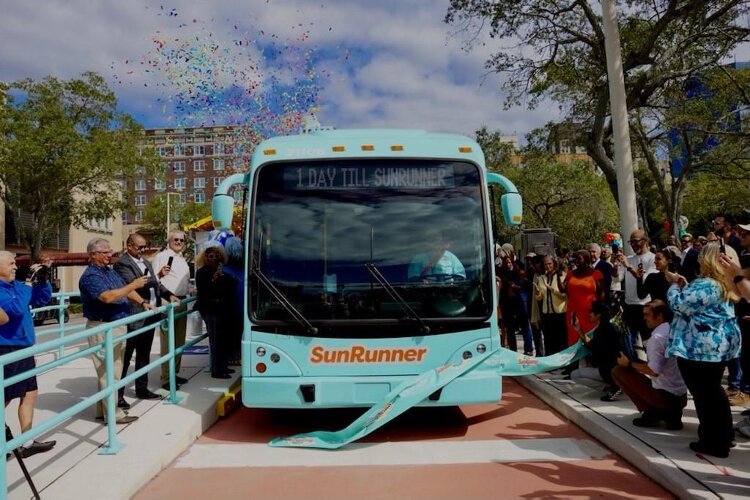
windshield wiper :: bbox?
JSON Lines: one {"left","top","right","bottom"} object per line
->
{"left": 251, "top": 265, "right": 318, "bottom": 335}
{"left": 364, "top": 263, "right": 430, "bottom": 334}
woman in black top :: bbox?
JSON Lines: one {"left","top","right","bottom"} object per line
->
{"left": 196, "top": 245, "right": 236, "bottom": 379}
{"left": 636, "top": 248, "right": 677, "bottom": 303}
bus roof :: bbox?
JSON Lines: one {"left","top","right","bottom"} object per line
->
{"left": 251, "top": 129, "right": 486, "bottom": 168}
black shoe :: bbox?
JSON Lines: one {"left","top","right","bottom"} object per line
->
{"left": 136, "top": 389, "right": 163, "bottom": 400}
{"left": 162, "top": 383, "right": 181, "bottom": 391}
{"left": 117, "top": 398, "right": 131, "bottom": 410}
{"left": 633, "top": 412, "right": 661, "bottom": 428}
{"left": 226, "top": 368, "right": 236, "bottom": 374}
{"left": 212, "top": 373, "right": 232, "bottom": 379}
{"left": 19, "top": 440, "right": 56, "bottom": 458}
{"left": 742, "top": 408, "right": 750, "bottom": 416}
{"left": 689, "top": 441, "right": 729, "bottom": 458}
{"left": 175, "top": 376, "right": 188, "bottom": 384}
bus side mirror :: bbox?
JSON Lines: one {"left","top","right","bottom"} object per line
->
{"left": 212, "top": 194, "right": 235, "bottom": 231}
{"left": 501, "top": 192, "right": 523, "bottom": 227}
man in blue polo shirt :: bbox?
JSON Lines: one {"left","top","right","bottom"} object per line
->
{"left": 79, "top": 238, "right": 153, "bottom": 424}
{"left": 0, "top": 251, "right": 56, "bottom": 458}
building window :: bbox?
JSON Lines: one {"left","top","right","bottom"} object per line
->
{"left": 214, "top": 143, "right": 225, "bottom": 155}
{"left": 178, "top": 194, "right": 186, "bottom": 204}
{"left": 213, "top": 176, "right": 223, "bottom": 187}
{"left": 135, "top": 194, "right": 147, "bottom": 206}
{"left": 213, "top": 159, "right": 225, "bottom": 171}
{"left": 233, "top": 158, "right": 244, "bottom": 169}
{"left": 233, "top": 189, "right": 244, "bottom": 204}
{"left": 194, "top": 177, "right": 205, "bottom": 189}
{"left": 135, "top": 210, "right": 143, "bottom": 222}
{"left": 173, "top": 144, "right": 184, "bottom": 156}
{"left": 194, "top": 145, "right": 205, "bottom": 156}
{"left": 194, "top": 191, "right": 205, "bottom": 203}
{"left": 157, "top": 147, "right": 167, "bottom": 157}
{"left": 173, "top": 161, "right": 185, "bottom": 173}
{"left": 174, "top": 178, "right": 186, "bottom": 190}
{"left": 194, "top": 160, "right": 205, "bottom": 172}
{"left": 134, "top": 179, "right": 147, "bottom": 191}
{"left": 154, "top": 179, "right": 166, "bottom": 191}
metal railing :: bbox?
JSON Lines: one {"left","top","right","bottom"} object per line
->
{"left": 0, "top": 294, "right": 206, "bottom": 493}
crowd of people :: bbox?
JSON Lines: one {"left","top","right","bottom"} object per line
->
{"left": 496, "top": 215, "right": 749, "bottom": 459}
{"left": 0, "top": 229, "right": 244, "bottom": 459}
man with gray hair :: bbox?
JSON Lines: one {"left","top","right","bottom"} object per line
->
{"left": 79, "top": 238, "right": 152, "bottom": 424}
{"left": 153, "top": 230, "right": 191, "bottom": 389}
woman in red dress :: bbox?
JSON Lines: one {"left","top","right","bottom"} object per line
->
{"left": 561, "top": 250, "right": 605, "bottom": 346}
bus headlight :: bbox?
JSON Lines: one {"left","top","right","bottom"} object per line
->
{"left": 256, "top": 347, "right": 266, "bottom": 357}
{"left": 476, "top": 344, "right": 486, "bottom": 354}
{"left": 270, "top": 353, "right": 280, "bottom": 363}
{"left": 462, "top": 351, "right": 472, "bottom": 359}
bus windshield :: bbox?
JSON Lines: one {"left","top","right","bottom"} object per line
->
{"left": 250, "top": 159, "right": 492, "bottom": 333}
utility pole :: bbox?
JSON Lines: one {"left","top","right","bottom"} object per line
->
{"left": 601, "top": 0, "right": 639, "bottom": 251}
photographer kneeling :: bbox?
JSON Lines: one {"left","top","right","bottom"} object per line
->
{"left": 612, "top": 300, "right": 687, "bottom": 430}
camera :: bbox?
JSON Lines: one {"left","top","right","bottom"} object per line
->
{"left": 29, "top": 264, "right": 50, "bottom": 285}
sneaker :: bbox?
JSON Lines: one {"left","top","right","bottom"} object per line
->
{"left": 19, "top": 440, "right": 56, "bottom": 458}
{"left": 600, "top": 388, "right": 622, "bottom": 402}
{"left": 726, "top": 388, "right": 740, "bottom": 398}
{"left": 729, "top": 391, "right": 750, "bottom": 407}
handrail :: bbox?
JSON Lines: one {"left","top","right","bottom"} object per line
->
{"left": 0, "top": 295, "right": 206, "bottom": 493}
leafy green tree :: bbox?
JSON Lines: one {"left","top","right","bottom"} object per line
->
{"left": 0, "top": 72, "right": 159, "bottom": 259}
{"left": 446, "top": 1, "right": 750, "bottom": 235}
{"left": 506, "top": 158, "right": 619, "bottom": 250}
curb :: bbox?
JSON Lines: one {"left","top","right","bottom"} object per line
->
{"left": 516, "top": 374, "right": 719, "bottom": 500}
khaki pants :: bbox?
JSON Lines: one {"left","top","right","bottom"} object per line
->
{"left": 86, "top": 321, "right": 127, "bottom": 421}
{"left": 161, "top": 303, "right": 188, "bottom": 385}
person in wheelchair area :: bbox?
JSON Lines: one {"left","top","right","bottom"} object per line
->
{"left": 407, "top": 229, "right": 466, "bottom": 283}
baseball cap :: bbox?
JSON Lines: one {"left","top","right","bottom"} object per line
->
{"left": 738, "top": 224, "right": 750, "bottom": 232}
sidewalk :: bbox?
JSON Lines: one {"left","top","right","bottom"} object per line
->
{"left": 5, "top": 335, "right": 237, "bottom": 500}
{"left": 517, "top": 371, "right": 750, "bottom": 500}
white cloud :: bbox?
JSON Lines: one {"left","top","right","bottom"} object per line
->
{"left": 0, "top": 0, "right": 560, "bottom": 141}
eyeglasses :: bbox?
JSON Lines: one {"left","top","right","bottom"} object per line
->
{"left": 628, "top": 239, "right": 644, "bottom": 245}
{"left": 94, "top": 250, "right": 114, "bottom": 255}
{"left": 172, "top": 238, "right": 185, "bottom": 243}
{"left": 132, "top": 244, "right": 147, "bottom": 250}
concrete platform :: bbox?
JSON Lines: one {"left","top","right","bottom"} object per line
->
{"left": 517, "top": 371, "right": 750, "bottom": 500}
{"left": 5, "top": 331, "right": 237, "bottom": 500}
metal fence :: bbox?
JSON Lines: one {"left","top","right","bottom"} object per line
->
{"left": 0, "top": 293, "right": 206, "bottom": 492}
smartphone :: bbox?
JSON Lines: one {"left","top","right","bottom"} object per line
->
{"left": 720, "top": 238, "right": 726, "bottom": 255}
{"left": 143, "top": 267, "right": 149, "bottom": 276}
{"left": 611, "top": 244, "right": 619, "bottom": 255}
{"left": 571, "top": 312, "right": 578, "bottom": 325}
{"left": 167, "top": 256, "right": 174, "bottom": 267}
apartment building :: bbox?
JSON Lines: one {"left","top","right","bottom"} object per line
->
{"left": 123, "top": 125, "right": 248, "bottom": 227}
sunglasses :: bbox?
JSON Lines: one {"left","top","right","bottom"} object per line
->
{"left": 628, "top": 238, "right": 644, "bottom": 245}
{"left": 172, "top": 238, "right": 185, "bottom": 243}
{"left": 133, "top": 245, "right": 147, "bottom": 250}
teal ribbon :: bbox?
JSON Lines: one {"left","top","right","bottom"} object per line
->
{"left": 269, "top": 341, "right": 589, "bottom": 449}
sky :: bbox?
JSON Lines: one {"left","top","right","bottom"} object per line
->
{"left": 0, "top": 0, "right": 560, "bottom": 142}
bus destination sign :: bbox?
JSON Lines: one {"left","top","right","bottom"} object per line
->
{"left": 285, "top": 166, "right": 455, "bottom": 190}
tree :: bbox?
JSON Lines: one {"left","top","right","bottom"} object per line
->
{"left": 139, "top": 196, "right": 212, "bottom": 245}
{"left": 446, "top": 0, "right": 750, "bottom": 235}
{"left": 0, "top": 72, "right": 159, "bottom": 259}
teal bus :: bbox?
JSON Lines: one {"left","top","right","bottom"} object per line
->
{"left": 212, "top": 128, "right": 522, "bottom": 408}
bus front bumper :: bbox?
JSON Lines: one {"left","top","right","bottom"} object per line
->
{"left": 241, "top": 369, "right": 502, "bottom": 408}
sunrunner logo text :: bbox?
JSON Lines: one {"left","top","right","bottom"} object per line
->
{"left": 310, "top": 345, "right": 428, "bottom": 364}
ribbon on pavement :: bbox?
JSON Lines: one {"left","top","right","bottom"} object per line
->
{"left": 269, "top": 341, "right": 588, "bottom": 450}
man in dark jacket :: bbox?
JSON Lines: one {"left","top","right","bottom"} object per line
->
{"left": 114, "top": 233, "right": 178, "bottom": 406}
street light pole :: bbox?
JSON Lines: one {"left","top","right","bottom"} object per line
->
{"left": 602, "top": 0, "right": 639, "bottom": 251}
{"left": 165, "top": 192, "right": 179, "bottom": 238}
